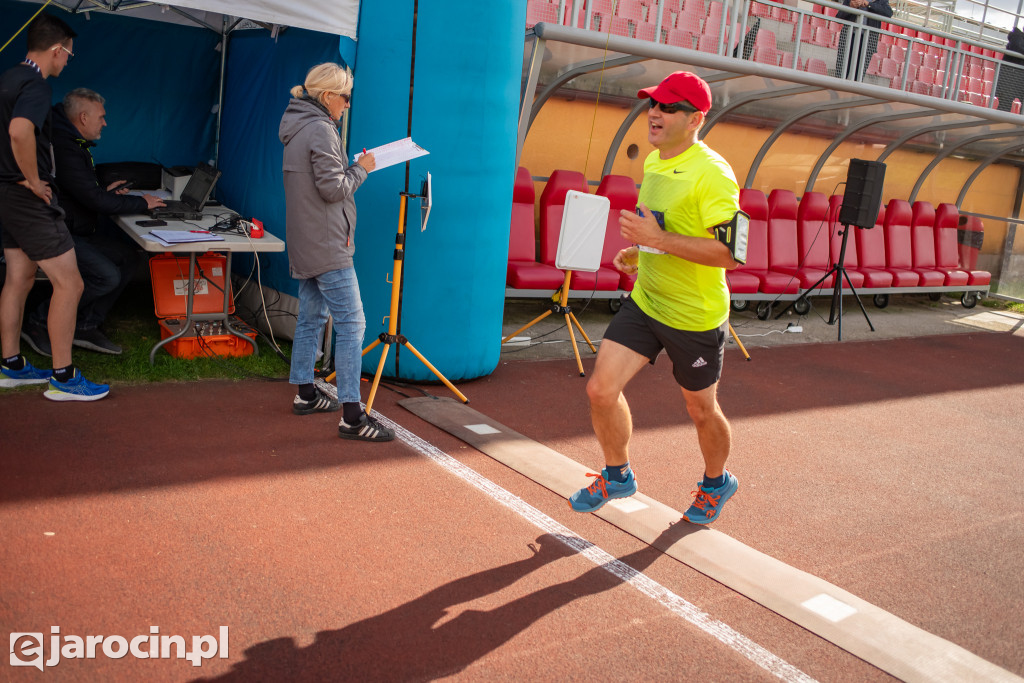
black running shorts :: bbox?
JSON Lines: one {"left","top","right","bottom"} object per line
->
{"left": 0, "top": 182, "right": 73, "bottom": 262}
{"left": 604, "top": 295, "right": 726, "bottom": 392}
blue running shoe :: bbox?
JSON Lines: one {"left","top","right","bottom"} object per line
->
{"left": 569, "top": 468, "right": 637, "bottom": 513}
{"left": 683, "top": 471, "right": 738, "bottom": 524}
{"left": 0, "top": 360, "right": 51, "bottom": 388}
{"left": 43, "top": 369, "right": 110, "bottom": 402}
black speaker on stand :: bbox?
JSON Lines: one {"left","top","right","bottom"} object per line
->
{"left": 802, "top": 159, "right": 886, "bottom": 340}
{"left": 839, "top": 159, "right": 886, "bottom": 228}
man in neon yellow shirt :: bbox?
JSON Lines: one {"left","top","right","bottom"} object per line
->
{"left": 569, "top": 71, "right": 741, "bottom": 524}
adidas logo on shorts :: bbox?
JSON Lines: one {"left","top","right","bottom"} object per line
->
{"left": 692, "top": 356, "right": 708, "bottom": 368}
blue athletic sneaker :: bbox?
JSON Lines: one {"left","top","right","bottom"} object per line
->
{"left": 569, "top": 468, "right": 638, "bottom": 512}
{"left": 0, "top": 360, "right": 51, "bottom": 388}
{"left": 43, "top": 369, "right": 110, "bottom": 402}
{"left": 683, "top": 471, "right": 738, "bottom": 524}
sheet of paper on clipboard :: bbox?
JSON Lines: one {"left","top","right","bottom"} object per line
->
{"left": 354, "top": 137, "right": 429, "bottom": 171}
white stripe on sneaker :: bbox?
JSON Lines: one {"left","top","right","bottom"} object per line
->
{"left": 359, "top": 422, "right": 383, "bottom": 438}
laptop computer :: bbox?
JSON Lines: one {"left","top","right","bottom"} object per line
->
{"left": 150, "top": 163, "right": 222, "bottom": 220}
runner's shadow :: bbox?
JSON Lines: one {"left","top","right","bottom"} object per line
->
{"left": 195, "top": 522, "right": 697, "bottom": 682}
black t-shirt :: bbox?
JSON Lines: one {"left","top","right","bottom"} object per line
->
{"left": 0, "top": 63, "right": 54, "bottom": 185}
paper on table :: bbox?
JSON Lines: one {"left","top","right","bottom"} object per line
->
{"left": 354, "top": 137, "right": 428, "bottom": 171}
{"left": 127, "top": 189, "right": 172, "bottom": 199}
{"left": 148, "top": 230, "right": 224, "bottom": 244}
{"left": 144, "top": 232, "right": 175, "bottom": 248}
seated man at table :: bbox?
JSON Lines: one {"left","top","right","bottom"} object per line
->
{"left": 22, "top": 88, "right": 165, "bottom": 356}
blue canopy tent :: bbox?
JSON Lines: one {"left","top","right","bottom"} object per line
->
{"left": 1, "top": 0, "right": 525, "bottom": 382}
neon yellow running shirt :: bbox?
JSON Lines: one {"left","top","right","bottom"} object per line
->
{"left": 631, "top": 141, "right": 739, "bottom": 331}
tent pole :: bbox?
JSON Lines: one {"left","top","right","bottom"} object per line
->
{"left": 214, "top": 15, "right": 228, "bottom": 167}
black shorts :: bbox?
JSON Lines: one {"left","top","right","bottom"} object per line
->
{"left": 604, "top": 295, "right": 726, "bottom": 392}
{"left": 0, "top": 182, "right": 73, "bottom": 262}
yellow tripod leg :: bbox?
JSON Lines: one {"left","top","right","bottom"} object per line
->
{"left": 502, "top": 309, "right": 554, "bottom": 343}
{"left": 728, "top": 323, "right": 751, "bottom": 361}
{"left": 365, "top": 341, "right": 393, "bottom": 415}
{"left": 402, "top": 340, "right": 469, "bottom": 403}
{"left": 567, "top": 311, "right": 598, "bottom": 353}
{"left": 362, "top": 337, "right": 382, "bottom": 356}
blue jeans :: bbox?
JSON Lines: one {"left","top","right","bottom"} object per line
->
{"left": 289, "top": 267, "right": 365, "bottom": 404}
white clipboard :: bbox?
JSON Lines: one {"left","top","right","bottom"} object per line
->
{"left": 354, "top": 137, "right": 428, "bottom": 172}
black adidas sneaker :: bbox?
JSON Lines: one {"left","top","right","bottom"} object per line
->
{"left": 292, "top": 388, "right": 340, "bottom": 415}
{"left": 338, "top": 413, "right": 395, "bottom": 442}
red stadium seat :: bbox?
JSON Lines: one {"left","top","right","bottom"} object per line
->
{"left": 942, "top": 207, "right": 991, "bottom": 286}
{"left": 539, "top": 170, "right": 588, "bottom": 268}
{"left": 754, "top": 45, "right": 781, "bottom": 66}
{"left": 761, "top": 189, "right": 802, "bottom": 293}
{"left": 793, "top": 191, "right": 836, "bottom": 290}
{"left": 676, "top": 4, "right": 704, "bottom": 33}
{"left": 724, "top": 189, "right": 765, "bottom": 294}
{"left": 616, "top": 0, "right": 646, "bottom": 22}
{"left": 667, "top": 28, "right": 696, "bottom": 48}
{"left": 866, "top": 52, "right": 885, "bottom": 76}
{"left": 727, "top": 189, "right": 770, "bottom": 294}
{"left": 683, "top": 0, "right": 706, "bottom": 16}
{"left": 851, "top": 199, "right": 895, "bottom": 288}
{"left": 635, "top": 21, "right": 658, "bottom": 42}
{"left": 824, "top": 195, "right": 866, "bottom": 288}
{"left": 909, "top": 201, "right": 949, "bottom": 286}
{"left": 881, "top": 199, "right": 922, "bottom": 286}
{"left": 750, "top": 1, "right": 774, "bottom": 19}
{"left": 754, "top": 28, "right": 777, "bottom": 50}
{"left": 803, "top": 57, "right": 828, "bottom": 74}
{"left": 932, "top": 203, "right": 971, "bottom": 286}
{"left": 506, "top": 167, "right": 565, "bottom": 290}
{"left": 526, "top": 0, "right": 561, "bottom": 27}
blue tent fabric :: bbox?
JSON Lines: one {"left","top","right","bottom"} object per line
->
{"left": 216, "top": 29, "right": 340, "bottom": 297}
{"left": 0, "top": 1, "right": 219, "bottom": 167}
{"left": 352, "top": 0, "right": 527, "bottom": 382}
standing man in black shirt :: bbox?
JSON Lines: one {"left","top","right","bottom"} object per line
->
{"left": 0, "top": 12, "right": 109, "bottom": 401}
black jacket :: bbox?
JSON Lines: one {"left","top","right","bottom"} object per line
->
{"left": 51, "top": 102, "right": 147, "bottom": 236}
{"left": 836, "top": 0, "right": 893, "bottom": 29}
{"left": 1005, "top": 28, "right": 1024, "bottom": 66}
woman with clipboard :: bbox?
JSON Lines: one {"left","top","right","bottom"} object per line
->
{"left": 279, "top": 62, "right": 393, "bottom": 442}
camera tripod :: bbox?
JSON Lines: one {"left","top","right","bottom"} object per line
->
{"left": 328, "top": 187, "right": 468, "bottom": 414}
{"left": 501, "top": 271, "right": 597, "bottom": 376}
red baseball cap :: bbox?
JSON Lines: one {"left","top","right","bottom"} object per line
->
{"left": 638, "top": 71, "right": 712, "bottom": 114}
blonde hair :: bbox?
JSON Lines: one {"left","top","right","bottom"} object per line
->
{"left": 289, "top": 63, "right": 353, "bottom": 106}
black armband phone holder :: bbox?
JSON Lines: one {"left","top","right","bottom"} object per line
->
{"left": 713, "top": 210, "right": 749, "bottom": 264}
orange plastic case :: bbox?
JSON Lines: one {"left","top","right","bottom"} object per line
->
{"left": 148, "top": 253, "right": 255, "bottom": 359}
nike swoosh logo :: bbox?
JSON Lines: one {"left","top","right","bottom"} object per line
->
{"left": 673, "top": 169, "right": 685, "bottom": 174}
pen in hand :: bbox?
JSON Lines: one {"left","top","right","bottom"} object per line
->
{"left": 357, "top": 148, "right": 376, "bottom": 173}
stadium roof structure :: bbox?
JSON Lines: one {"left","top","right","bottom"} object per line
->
{"left": 519, "top": 18, "right": 1024, "bottom": 214}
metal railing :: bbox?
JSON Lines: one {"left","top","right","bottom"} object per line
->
{"left": 526, "top": 0, "right": 1024, "bottom": 111}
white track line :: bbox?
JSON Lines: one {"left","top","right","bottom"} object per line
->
{"left": 366, "top": 405, "right": 817, "bottom": 683}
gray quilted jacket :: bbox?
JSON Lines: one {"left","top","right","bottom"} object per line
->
{"left": 279, "top": 96, "right": 367, "bottom": 279}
